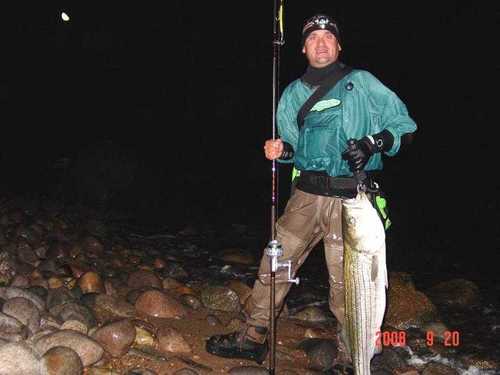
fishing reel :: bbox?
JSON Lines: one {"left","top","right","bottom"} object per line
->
{"left": 265, "top": 240, "right": 300, "bottom": 285}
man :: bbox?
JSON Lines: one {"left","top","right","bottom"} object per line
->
{"left": 206, "top": 14, "right": 417, "bottom": 364}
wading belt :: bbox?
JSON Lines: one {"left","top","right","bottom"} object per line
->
{"left": 296, "top": 170, "right": 380, "bottom": 199}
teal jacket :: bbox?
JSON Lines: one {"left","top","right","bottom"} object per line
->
{"left": 277, "top": 69, "right": 417, "bottom": 177}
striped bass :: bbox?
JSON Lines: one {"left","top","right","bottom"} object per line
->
{"left": 342, "top": 191, "right": 388, "bottom": 375}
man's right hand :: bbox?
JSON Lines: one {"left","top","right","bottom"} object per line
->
{"left": 264, "top": 139, "right": 284, "bottom": 160}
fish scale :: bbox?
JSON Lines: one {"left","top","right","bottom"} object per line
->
{"left": 342, "top": 192, "right": 387, "bottom": 375}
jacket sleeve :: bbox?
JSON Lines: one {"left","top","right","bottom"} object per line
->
{"left": 276, "top": 84, "right": 301, "bottom": 164}
{"left": 363, "top": 72, "right": 417, "bottom": 156}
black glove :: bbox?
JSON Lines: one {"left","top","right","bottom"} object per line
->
{"left": 342, "top": 130, "right": 394, "bottom": 172}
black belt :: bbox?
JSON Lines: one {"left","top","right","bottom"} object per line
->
{"left": 296, "top": 170, "right": 378, "bottom": 198}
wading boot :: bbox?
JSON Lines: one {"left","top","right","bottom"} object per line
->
{"left": 205, "top": 325, "right": 268, "bottom": 364}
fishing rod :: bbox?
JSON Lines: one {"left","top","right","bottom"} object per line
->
{"left": 265, "top": 2, "right": 295, "bottom": 374}
{"left": 270, "top": 0, "right": 284, "bottom": 242}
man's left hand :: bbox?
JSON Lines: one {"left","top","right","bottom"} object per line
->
{"left": 342, "top": 137, "right": 377, "bottom": 172}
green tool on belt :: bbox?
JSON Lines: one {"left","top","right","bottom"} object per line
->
{"left": 374, "top": 194, "right": 391, "bottom": 230}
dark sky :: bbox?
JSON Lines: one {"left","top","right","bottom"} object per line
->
{"left": 0, "top": 3, "right": 498, "bottom": 232}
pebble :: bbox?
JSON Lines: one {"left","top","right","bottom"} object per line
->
{"left": 2, "top": 296, "right": 41, "bottom": 334}
{"left": 157, "top": 326, "right": 192, "bottom": 354}
{"left": 40, "top": 346, "right": 83, "bottom": 375}
{"left": 135, "top": 290, "right": 187, "bottom": 319}
{"left": 34, "top": 329, "right": 104, "bottom": 367}
{"left": 92, "top": 319, "right": 136, "bottom": 357}
{"left": 0, "top": 342, "right": 40, "bottom": 375}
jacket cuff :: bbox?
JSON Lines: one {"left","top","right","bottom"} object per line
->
{"left": 280, "top": 142, "right": 295, "bottom": 160}
{"left": 368, "top": 129, "right": 394, "bottom": 153}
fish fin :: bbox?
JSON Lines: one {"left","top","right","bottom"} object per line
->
{"left": 371, "top": 255, "right": 378, "bottom": 281}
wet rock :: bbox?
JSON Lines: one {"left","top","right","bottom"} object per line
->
{"left": 161, "top": 263, "right": 189, "bottom": 280}
{"left": 0, "top": 286, "right": 45, "bottom": 311}
{"left": 173, "top": 369, "right": 198, "bottom": 375}
{"left": 0, "top": 311, "right": 28, "bottom": 342}
{"left": 392, "top": 367, "right": 419, "bottom": 375}
{"left": 127, "top": 270, "right": 162, "bottom": 289}
{"left": 78, "top": 271, "right": 104, "bottom": 294}
{"left": 2, "top": 296, "right": 41, "bottom": 334}
{"left": 34, "top": 329, "right": 104, "bottom": 367}
{"left": 28, "top": 327, "right": 59, "bottom": 345}
{"left": 227, "top": 280, "right": 253, "bottom": 305}
{"left": 127, "top": 369, "right": 158, "bottom": 375}
{"left": 0, "top": 252, "right": 17, "bottom": 285}
{"left": 18, "top": 228, "right": 41, "bottom": 248}
{"left": 200, "top": 285, "right": 241, "bottom": 312}
{"left": 385, "top": 272, "right": 438, "bottom": 330}
{"left": 298, "top": 338, "right": 338, "bottom": 371}
{"left": 303, "top": 328, "right": 326, "bottom": 339}
{"left": 127, "top": 287, "right": 154, "bottom": 305}
{"left": 153, "top": 258, "right": 166, "bottom": 270}
{"left": 17, "top": 241, "right": 39, "bottom": 266}
{"left": 92, "top": 319, "right": 136, "bottom": 357}
{"left": 0, "top": 341, "right": 40, "bottom": 375}
{"left": 422, "top": 362, "right": 459, "bottom": 375}
{"left": 10, "top": 274, "right": 30, "bottom": 288}
{"left": 227, "top": 317, "right": 246, "bottom": 332}
{"left": 49, "top": 302, "right": 97, "bottom": 328}
{"left": 157, "top": 326, "right": 191, "bottom": 354}
{"left": 180, "top": 294, "right": 202, "bottom": 310}
{"left": 370, "top": 347, "right": 408, "bottom": 373}
{"left": 46, "top": 287, "right": 76, "bottom": 309}
{"left": 47, "top": 276, "right": 64, "bottom": 289}
{"left": 80, "top": 292, "right": 99, "bottom": 306}
{"left": 87, "top": 368, "right": 120, "bottom": 375}
{"left": 133, "top": 326, "right": 156, "bottom": 348}
{"left": 206, "top": 314, "right": 222, "bottom": 327}
{"left": 421, "top": 322, "right": 449, "bottom": 342}
{"left": 30, "top": 277, "right": 50, "bottom": 290}
{"left": 162, "top": 277, "right": 184, "bottom": 290}
{"left": 228, "top": 366, "right": 269, "bottom": 374}
{"left": 39, "top": 312, "right": 62, "bottom": 331}
{"left": 221, "top": 248, "right": 256, "bottom": 265}
{"left": 290, "top": 306, "right": 329, "bottom": 323}
{"left": 34, "top": 245, "right": 48, "bottom": 259}
{"left": 405, "top": 335, "right": 435, "bottom": 358}
{"left": 371, "top": 370, "right": 392, "bottom": 375}
{"left": 46, "top": 242, "right": 70, "bottom": 260}
{"left": 68, "top": 263, "right": 88, "bottom": 279}
{"left": 61, "top": 319, "right": 88, "bottom": 334}
{"left": 103, "top": 278, "right": 118, "bottom": 297}
{"left": 135, "top": 290, "right": 187, "bottom": 319}
{"left": 27, "top": 287, "right": 47, "bottom": 302}
{"left": 93, "top": 294, "right": 136, "bottom": 318}
{"left": 81, "top": 236, "right": 104, "bottom": 258}
{"left": 40, "top": 346, "right": 83, "bottom": 375}
{"left": 426, "top": 279, "right": 481, "bottom": 309}
{"left": 460, "top": 354, "right": 500, "bottom": 371}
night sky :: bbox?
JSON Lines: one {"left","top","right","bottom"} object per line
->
{"left": 1, "top": 3, "right": 498, "bottom": 274}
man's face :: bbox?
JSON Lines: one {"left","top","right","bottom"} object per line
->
{"left": 302, "top": 29, "right": 341, "bottom": 68}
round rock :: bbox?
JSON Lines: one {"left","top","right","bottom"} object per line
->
{"left": 40, "top": 346, "right": 83, "bottom": 375}
{"left": 135, "top": 290, "right": 186, "bottom": 319}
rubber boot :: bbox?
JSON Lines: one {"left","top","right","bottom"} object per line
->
{"left": 205, "top": 325, "right": 268, "bottom": 364}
